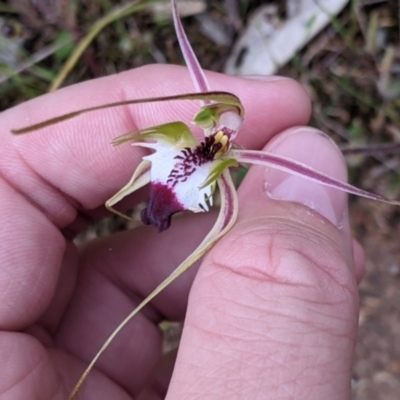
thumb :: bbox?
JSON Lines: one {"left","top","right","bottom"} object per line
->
{"left": 167, "top": 128, "right": 361, "bottom": 400}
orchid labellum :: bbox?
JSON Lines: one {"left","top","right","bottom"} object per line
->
{"left": 11, "top": 0, "right": 400, "bottom": 398}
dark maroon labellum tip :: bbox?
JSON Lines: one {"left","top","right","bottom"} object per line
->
{"left": 141, "top": 182, "right": 185, "bottom": 232}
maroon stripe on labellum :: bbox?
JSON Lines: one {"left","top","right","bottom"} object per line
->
{"left": 167, "top": 136, "right": 224, "bottom": 186}
{"left": 141, "top": 182, "right": 185, "bottom": 232}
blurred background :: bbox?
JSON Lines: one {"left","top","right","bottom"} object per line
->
{"left": 1, "top": 1, "right": 399, "bottom": 398}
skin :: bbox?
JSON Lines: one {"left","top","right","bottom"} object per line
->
{"left": 0, "top": 64, "right": 364, "bottom": 399}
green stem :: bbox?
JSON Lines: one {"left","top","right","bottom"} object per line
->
{"left": 49, "top": 0, "right": 160, "bottom": 92}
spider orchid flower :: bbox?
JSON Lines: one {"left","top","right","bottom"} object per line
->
{"left": 11, "top": 0, "right": 400, "bottom": 398}
{"left": 108, "top": 0, "right": 400, "bottom": 243}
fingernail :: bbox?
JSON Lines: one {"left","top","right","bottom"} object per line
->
{"left": 265, "top": 129, "right": 348, "bottom": 227}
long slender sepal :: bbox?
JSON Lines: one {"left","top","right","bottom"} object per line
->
{"left": 68, "top": 170, "right": 239, "bottom": 400}
{"left": 12, "top": 92, "right": 242, "bottom": 134}
{"left": 171, "top": 0, "right": 210, "bottom": 94}
{"left": 233, "top": 149, "right": 400, "bottom": 205}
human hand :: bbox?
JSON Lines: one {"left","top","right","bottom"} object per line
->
{"left": 0, "top": 65, "right": 364, "bottom": 399}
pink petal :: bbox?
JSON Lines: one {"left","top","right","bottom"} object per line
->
{"left": 171, "top": 0, "right": 210, "bottom": 94}
{"left": 233, "top": 149, "right": 400, "bottom": 205}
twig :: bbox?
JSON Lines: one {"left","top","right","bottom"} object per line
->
{"left": 0, "top": 36, "right": 73, "bottom": 85}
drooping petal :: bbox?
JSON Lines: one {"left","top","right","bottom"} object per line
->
{"left": 68, "top": 169, "right": 239, "bottom": 400}
{"left": 233, "top": 149, "right": 400, "bottom": 205}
